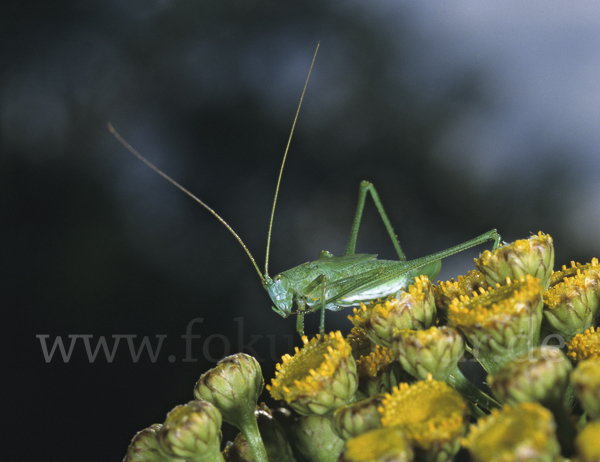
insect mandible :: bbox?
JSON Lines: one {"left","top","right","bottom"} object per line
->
{"left": 109, "top": 44, "right": 501, "bottom": 336}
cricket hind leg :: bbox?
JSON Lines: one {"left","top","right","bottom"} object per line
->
{"left": 408, "top": 229, "right": 502, "bottom": 274}
{"left": 344, "top": 181, "right": 406, "bottom": 261}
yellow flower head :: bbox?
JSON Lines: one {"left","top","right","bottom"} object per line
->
{"left": 355, "top": 345, "right": 404, "bottom": 396}
{"left": 356, "top": 345, "right": 395, "bottom": 379}
{"left": 267, "top": 331, "right": 357, "bottom": 416}
{"left": 549, "top": 257, "right": 600, "bottom": 286}
{"left": 475, "top": 231, "right": 554, "bottom": 289}
{"left": 463, "top": 403, "right": 560, "bottom": 462}
{"left": 576, "top": 420, "right": 600, "bottom": 462}
{"left": 543, "top": 258, "right": 600, "bottom": 341}
{"left": 448, "top": 275, "right": 543, "bottom": 372}
{"left": 349, "top": 275, "right": 436, "bottom": 348}
{"left": 434, "top": 270, "right": 489, "bottom": 316}
{"left": 346, "top": 326, "right": 376, "bottom": 361}
{"left": 339, "top": 427, "right": 414, "bottom": 462}
{"left": 567, "top": 326, "right": 600, "bottom": 362}
{"left": 379, "top": 376, "right": 469, "bottom": 453}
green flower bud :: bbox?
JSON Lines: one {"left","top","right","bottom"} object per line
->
{"left": 567, "top": 326, "right": 600, "bottom": 362}
{"left": 157, "top": 400, "right": 224, "bottom": 462}
{"left": 338, "top": 427, "right": 414, "bottom": 462}
{"left": 290, "top": 415, "right": 345, "bottom": 462}
{"left": 488, "top": 347, "right": 571, "bottom": 406}
{"left": 464, "top": 403, "right": 560, "bottom": 462}
{"left": 448, "top": 275, "right": 543, "bottom": 374}
{"left": 380, "top": 377, "right": 469, "bottom": 461}
{"left": 267, "top": 331, "right": 358, "bottom": 416}
{"left": 392, "top": 326, "right": 464, "bottom": 381}
{"left": 194, "top": 353, "right": 263, "bottom": 425}
{"left": 543, "top": 258, "right": 600, "bottom": 341}
{"left": 349, "top": 276, "right": 436, "bottom": 348}
{"left": 576, "top": 420, "right": 600, "bottom": 462}
{"left": 194, "top": 354, "right": 267, "bottom": 462}
{"left": 355, "top": 345, "right": 406, "bottom": 396}
{"left": 488, "top": 347, "right": 576, "bottom": 456}
{"left": 331, "top": 394, "right": 385, "bottom": 440}
{"left": 571, "top": 357, "right": 600, "bottom": 421}
{"left": 124, "top": 424, "right": 181, "bottom": 462}
{"left": 475, "top": 231, "right": 554, "bottom": 289}
{"left": 388, "top": 326, "right": 499, "bottom": 414}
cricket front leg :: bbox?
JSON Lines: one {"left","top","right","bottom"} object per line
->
{"left": 296, "top": 299, "right": 306, "bottom": 337}
{"left": 319, "top": 275, "right": 327, "bottom": 334}
{"left": 345, "top": 181, "right": 406, "bottom": 260}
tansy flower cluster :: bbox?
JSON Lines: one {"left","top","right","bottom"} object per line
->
{"left": 123, "top": 232, "right": 600, "bottom": 462}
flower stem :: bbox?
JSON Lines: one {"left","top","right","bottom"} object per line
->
{"left": 241, "top": 414, "right": 269, "bottom": 462}
{"left": 546, "top": 401, "right": 577, "bottom": 458}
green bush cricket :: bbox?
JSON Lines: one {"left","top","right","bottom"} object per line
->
{"left": 109, "top": 44, "right": 501, "bottom": 336}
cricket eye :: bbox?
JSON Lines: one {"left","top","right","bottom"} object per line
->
{"left": 273, "top": 274, "right": 289, "bottom": 293}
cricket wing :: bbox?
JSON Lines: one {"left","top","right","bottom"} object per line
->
{"left": 326, "top": 258, "right": 441, "bottom": 307}
{"left": 341, "top": 259, "right": 441, "bottom": 300}
{"left": 320, "top": 266, "right": 388, "bottom": 309}
{"left": 311, "top": 253, "right": 378, "bottom": 271}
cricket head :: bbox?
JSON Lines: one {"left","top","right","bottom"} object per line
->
{"left": 263, "top": 273, "right": 294, "bottom": 318}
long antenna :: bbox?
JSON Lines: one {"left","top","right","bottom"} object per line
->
{"left": 108, "top": 123, "right": 265, "bottom": 283}
{"left": 264, "top": 42, "right": 320, "bottom": 277}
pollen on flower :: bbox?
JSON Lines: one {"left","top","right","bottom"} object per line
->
{"left": 346, "top": 326, "right": 375, "bottom": 360}
{"left": 356, "top": 345, "right": 395, "bottom": 378}
{"left": 545, "top": 263, "right": 600, "bottom": 307}
{"left": 549, "top": 257, "right": 599, "bottom": 287}
{"left": 448, "top": 274, "right": 542, "bottom": 328}
{"left": 349, "top": 301, "right": 391, "bottom": 326}
{"left": 434, "top": 270, "right": 489, "bottom": 309}
{"left": 567, "top": 327, "right": 600, "bottom": 361}
{"left": 407, "top": 275, "right": 432, "bottom": 303}
{"left": 545, "top": 263, "right": 600, "bottom": 308}
{"left": 543, "top": 259, "right": 600, "bottom": 341}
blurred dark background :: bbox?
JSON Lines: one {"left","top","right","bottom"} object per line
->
{"left": 4, "top": 1, "right": 600, "bottom": 459}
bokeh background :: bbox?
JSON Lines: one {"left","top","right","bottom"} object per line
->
{"left": 4, "top": 1, "right": 600, "bottom": 459}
